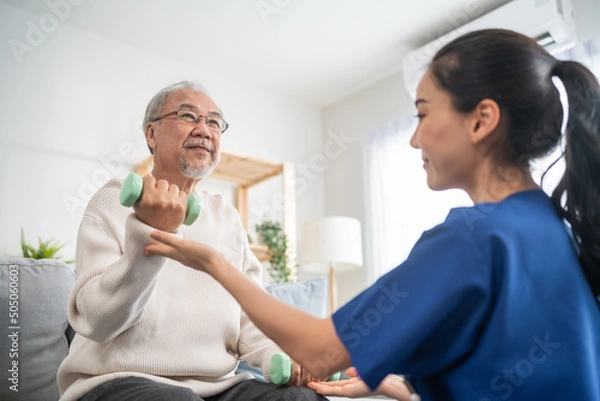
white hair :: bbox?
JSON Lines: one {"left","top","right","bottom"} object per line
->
{"left": 143, "top": 80, "right": 209, "bottom": 127}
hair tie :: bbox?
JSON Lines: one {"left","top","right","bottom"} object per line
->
{"left": 552, "top": 59, "right": 564, "bottom": 76}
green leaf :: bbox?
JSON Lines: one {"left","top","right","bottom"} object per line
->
{"left": 255, "top": 220, "right": 293, "bottom": 283}
{"left": 19, "top": 228, "right": 73, "bottom": 263}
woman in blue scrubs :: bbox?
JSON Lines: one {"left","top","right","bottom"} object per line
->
{"left": 146, "top": 29, "right": 600, "bottom": 401}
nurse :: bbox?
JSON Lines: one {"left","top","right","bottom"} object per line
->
{"left": 146, "top": 29, "right": 600, "bottom": 401}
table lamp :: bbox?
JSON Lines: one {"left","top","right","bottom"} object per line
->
{"left": 301, "top": 216, "right": 363, "bottom": 312}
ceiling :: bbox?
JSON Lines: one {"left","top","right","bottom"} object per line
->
{"left": 3, "top": 0, "right": 594, "bottom": 108}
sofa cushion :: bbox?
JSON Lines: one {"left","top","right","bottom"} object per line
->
{"left": 0, "top": 257, "right": 76, "bottom": 401}
{"left": 235, "top": 277, "right": 328, "bottom": 381}
{"left": 265, "top": 278, "right": 328, "bottom": 319}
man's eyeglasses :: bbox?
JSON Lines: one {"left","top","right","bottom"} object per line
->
{"left": 151, "top": 109, "right": 229, "bottom": 133}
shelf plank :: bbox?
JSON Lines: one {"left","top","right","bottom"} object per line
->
{"left": 210, "top": 151, "right": 284, "bottom": 187}
{"left": 250, "top": 243, "right": 270, "bottom": 262}
{"left": 135, "top": 156, "right": 154, "bottom": 176}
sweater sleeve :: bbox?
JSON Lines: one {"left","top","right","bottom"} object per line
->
{"left": 67, "top": 181, "right": 171, "bottom": 343}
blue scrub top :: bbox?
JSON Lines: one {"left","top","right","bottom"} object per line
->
{"left": 333, "top": 190, "right": 600, "bottom": 401}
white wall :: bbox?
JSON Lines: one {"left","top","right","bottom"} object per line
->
{"left": 0, "top": 3, "right": 325, "bottom": 269}
{"left": 572, "top": 0, "right": 600, "bottom": 43}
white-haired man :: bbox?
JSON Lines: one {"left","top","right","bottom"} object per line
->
{"left": 57, "top": 81, "right": 325, "bottom": 401}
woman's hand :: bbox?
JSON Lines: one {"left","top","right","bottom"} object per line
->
{"left": 145, "top": 230, "right": 225, "bottom": 275}
{"left": 307, "top": 368, "right": 419, "bottom": 401}
{"left": 308, "top": 376, "right": 373, "bottom": 398}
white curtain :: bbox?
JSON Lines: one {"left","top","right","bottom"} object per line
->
{"left": 363, "top": 117, "right": 471, "bottom": 282}
{"left": 556, "top": 36, "right": 600, "bottom": 73}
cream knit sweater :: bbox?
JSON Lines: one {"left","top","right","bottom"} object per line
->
{"left": 58, "top": 179, "right": 279, "bottom": 401}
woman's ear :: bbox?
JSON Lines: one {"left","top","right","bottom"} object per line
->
{"left": 468, "top": 98, "right": 501, "bottom": 144}
{"left": 145, "top": 124, "right": 157, "bottom": 153}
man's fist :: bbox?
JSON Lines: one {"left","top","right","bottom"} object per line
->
{"left": 132, "top": 174, "right": 189, "bottom": 232}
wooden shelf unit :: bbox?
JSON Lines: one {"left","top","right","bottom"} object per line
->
{"left": 135, "top": 151, "right": 297, "bottom": 269}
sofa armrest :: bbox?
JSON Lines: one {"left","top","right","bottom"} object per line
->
{"left": 0, "top": 257, "right": 75, "bottom": 401}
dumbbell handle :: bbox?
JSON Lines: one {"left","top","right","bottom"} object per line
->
{"left": 119, "top": 173, "right": 202, "bottom": 226}
{"left": 269, "top": 352, "right": 340, "bottom": 385}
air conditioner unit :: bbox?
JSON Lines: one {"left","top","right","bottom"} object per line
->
{"left": 402, "top": 0, "right": 577, "bottom": 98}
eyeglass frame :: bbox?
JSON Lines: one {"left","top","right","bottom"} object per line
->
{"left": 150, "top": 109, "right": 229, "bottom": 133}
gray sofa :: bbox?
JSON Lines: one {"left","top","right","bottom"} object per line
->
{"left": 0, "top": 256, "right": 327, "bottom": 401}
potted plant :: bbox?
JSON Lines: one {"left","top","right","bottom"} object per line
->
{"left": 255, "top": 220, "right": 294, "bottom": 283}
{"left": 20, "top": 228, "right": 74, "bottom": 263}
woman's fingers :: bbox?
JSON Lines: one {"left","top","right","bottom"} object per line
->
{"left": 307, "top": 381, "right": 346, "bottom": 395}
{"left": 145, "top": 232, "right": 226, "bottom": 276}
{"left": 145, "top": 231, "right": 182, "bottom": 257}
{"left": 149, "top": 230, "right": 179, "bottom": 246}
{"left": 309, "top": 381, "right": 344, "bottom": 389}
{"left": 145, "top": 241, "right": 172, "bottom": 257}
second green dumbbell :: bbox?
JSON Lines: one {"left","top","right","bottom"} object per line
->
{"left": 269, "top": 352, "right": 341, "bottom": 385}
{"left": 119, "top": 173, "right": 203, "bottom": 226}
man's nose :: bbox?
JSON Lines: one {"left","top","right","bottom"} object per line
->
{"left": 191, "top": 118, "right": 212, "bottom": 137}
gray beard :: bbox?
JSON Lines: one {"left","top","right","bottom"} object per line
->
{"left": 179, "top": 154, "right": 217, "bottom": 180}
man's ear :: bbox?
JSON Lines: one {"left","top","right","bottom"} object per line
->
{"left": 467, "top": 98, "right": 501, "bottom": 144}
{"left": 145, "top": 123, "right": 157, "bottom": 153}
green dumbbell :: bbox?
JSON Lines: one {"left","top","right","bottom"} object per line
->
{"left": 269, "top": 352, "right": 341, "bottom": 385}
{"left": 119, "top": 173, "right": 202, "bottom": 226}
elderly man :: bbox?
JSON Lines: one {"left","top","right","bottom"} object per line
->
{"left": 57, "top": 81, "right": 324, "bottom": 401}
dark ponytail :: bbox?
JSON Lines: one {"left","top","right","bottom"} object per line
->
{"left": 430, "top": 29, "right": 600, "bottom": 299}
{"left": 550, "top": 61, "right": 600, "bottom": 299}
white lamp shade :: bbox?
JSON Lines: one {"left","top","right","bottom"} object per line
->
{"left": 301, "top": 216, "right": 363, "bottom": 273}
